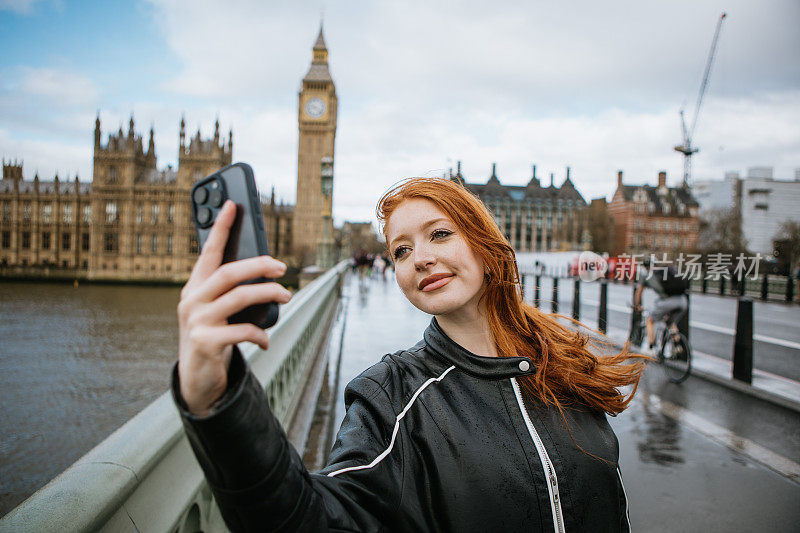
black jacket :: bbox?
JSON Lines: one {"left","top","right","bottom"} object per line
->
{"left": 173, "top": 319, "right": 631, "bottom": 532}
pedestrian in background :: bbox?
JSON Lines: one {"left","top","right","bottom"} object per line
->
{"left": 173, "top": 177, "right": 647, "bottom": 532}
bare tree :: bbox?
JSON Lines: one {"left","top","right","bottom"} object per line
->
{"left": 773, "top": 220, "right": 800, "bottom": 274}
{"left": 697, "top": 207, "right": 748, "bottom": 257}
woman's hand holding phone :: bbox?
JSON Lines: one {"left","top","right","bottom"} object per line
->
{"left": 177, "top": 200, "right": 292, "bottom": 416}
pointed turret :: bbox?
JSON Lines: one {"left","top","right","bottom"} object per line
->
{"left": 94, "top": 112, "right": 101, "bottom": 148}
{"left": 214, "top": 116, "right": 220, "bottom": 143}
{"left": 527, "top": 164, "right": 541, "bottom": 189}
{"left": 128, "top": 115, "right": 135, "bottom": 138}
{"left": 562, "top": 166, "right": 574, "bottom": 187}
{"left": 487, "top": 162, "right": 501, "bottom": 185}
{"left": 148, "top": 125, "right": 155, "bottom": 154}
{"left": 304, "top": 23, "right": 332, "bottom": 82}
{"left": 179, "top": 115, "right": 186, "bottom": 149}
{"left": 228, "top": 129, "right": 233, "bottom": 152}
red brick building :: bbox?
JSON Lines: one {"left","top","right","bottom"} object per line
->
{"left": 608, "top": 170, "right": 699, "bottom": 256}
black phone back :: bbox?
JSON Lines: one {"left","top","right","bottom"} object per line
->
{"left": 191, "top": 162, "right": 280, "bottom": 329}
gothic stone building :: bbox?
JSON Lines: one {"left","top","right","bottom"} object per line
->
{"left": 1, "top": 116, "right": 293, "bottom": 283}
{"left": 452, "top": 163, "right": 588, "bottom": 252}
{"left": 607, "top": 170, "right": 700, "bottom": 256}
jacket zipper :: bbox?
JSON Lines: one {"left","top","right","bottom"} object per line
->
{"left": 510, "top": 377, "right": 566, "bottom": 533}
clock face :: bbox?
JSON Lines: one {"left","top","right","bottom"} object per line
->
{"left": 305, "top": 97, "right": 326, "bottom": 118}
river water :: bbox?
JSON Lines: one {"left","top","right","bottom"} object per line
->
{"left": 0, "top": 281, "right": 181, "bottom": 516}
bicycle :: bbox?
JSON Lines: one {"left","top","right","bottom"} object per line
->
{"left": 632, "top": 304, "right": 692, "bottom": 384}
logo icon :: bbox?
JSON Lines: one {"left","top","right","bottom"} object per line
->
{"left": 577, "top": 252, "right": 608, "bottom": 282}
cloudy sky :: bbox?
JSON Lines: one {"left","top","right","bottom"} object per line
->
{"left": 1, "top": 0, "right": 799, "bottom": 223}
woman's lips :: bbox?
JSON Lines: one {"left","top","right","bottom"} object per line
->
{"left": 419, "top": 273, "right": 454, "bottom": 292}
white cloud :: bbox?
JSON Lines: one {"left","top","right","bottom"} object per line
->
{"left": 15, "top": 67, "right": 99, "bottom": 107}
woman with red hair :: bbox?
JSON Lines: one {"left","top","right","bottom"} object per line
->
{"left": 174, "top": 177, "right": 646, "bottom": 532}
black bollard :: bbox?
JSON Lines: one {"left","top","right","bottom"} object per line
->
{"left": 761, "top": 273, "right": 769, "bottom": 301}
{"left": 534, "top": 275, "right": 541, "bottom": 308}
{"left": 521, "top": 274, "right": 528, "bottom": 302}
{"left": 719, "top": 276, "right": 726, "bottom": 296}
{"left": 678, "top": 293, "right": 690, "bottom": 343}
{"left": 572, "top": 279, "right": 580, "bottom": 321}
{"left": 738, "top": 273, "right": 746, "bottom": 296}
{"left": 787, "top": 274, "right": 795, "bottom": 303}
{"left": 552, "top": 277, "right": 559, "bottom": 314}
{"left": 599, "top": 281, "right": 608, "bottom": 334}
{"left": 732, "top": 298, "right": 753, "bottom": 384}
{"left": 702, "top": 271, "right": 708, "bottom": 294}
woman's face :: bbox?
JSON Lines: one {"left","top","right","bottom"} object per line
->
{"left": 385, "top": 198, "right": 486, "bottom": 318}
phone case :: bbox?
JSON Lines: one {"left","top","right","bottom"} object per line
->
{"left": 191, "top": 162, "right": 280, "bottom": 329}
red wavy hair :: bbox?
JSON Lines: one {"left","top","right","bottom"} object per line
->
{"left": 377, "top": 177, "right": 646, "bottom": 416}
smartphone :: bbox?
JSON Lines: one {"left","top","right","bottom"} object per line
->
{"left": 191, "top": 162, "right": 280, "bottom": 329}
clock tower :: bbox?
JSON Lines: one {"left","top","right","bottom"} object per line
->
{"left": 294, "top": 25, "right": 338, "bottom": 264}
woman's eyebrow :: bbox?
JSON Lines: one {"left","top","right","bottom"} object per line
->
{"left": 387, "top": 218, "right": 451, "bottom": 248}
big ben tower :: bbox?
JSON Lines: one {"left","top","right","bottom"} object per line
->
{"left": 294, "top": 25, "right": 338, "bottom": 265}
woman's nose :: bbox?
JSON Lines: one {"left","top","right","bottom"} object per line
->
{"left": 413, "top": 248, "right": 436, "bottom": 270}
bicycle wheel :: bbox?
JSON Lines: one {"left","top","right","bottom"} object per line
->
{"left": 659, "top": 331, "right": 691, "bottom": 384}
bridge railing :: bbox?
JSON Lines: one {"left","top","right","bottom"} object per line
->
{"left": 0, "top": 261, "right": 349, "bottom": 533}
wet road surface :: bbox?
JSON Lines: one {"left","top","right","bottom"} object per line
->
{"left": 332, "top": 272, "right": 800, "bottom": 531}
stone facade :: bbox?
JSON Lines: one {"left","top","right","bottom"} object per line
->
{"left": 1, "top": 116, "right": 293, "bottom": 282}
{"left": 607, "top": 170, "right": 700, "bottom": 256}
{"left": 452, "top": 162, "right": 589, "bottom": 252}
{"left": 292, "top": 26, "right": 338, "bottom": 265}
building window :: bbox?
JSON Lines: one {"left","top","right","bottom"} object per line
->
{"left": 105, "top": 201, "right": 118, "bottom": 223}
{"left": 166, "top": 234, "right": 173, "bottom": 255}
{"left": 82, "top": 205, "right": 91, "bottom": 223}
{"left": 2, "top": 231, "right": 10, "bottom": 249}
{"left": 42, "top": 203, "right": 52, "bottom": 223}
{"left": 22, "top": 231, "right": 31, "bottom": 249}
{"left": 81, "top": 232, "right": 90, "bottom": 251}
{"left": 61, "top": 232, "right": 71, "bottom": 251}
{"left": 108, "top": 166, "right": 118, "bottom": 183}
{"left": 62, "top": 204, "right": 73, "bottom": 224}
{"left": 167, "top": 204, "right": 174, "bottom": 223}
{"left": 151, "top": 234, "right": 158, "bottom": 254}
{"left": 152, "top": 204, "right": 159, "bottom": 224}
{"left": 23, "top": 202, "right": 31, "bottom": 222}
{"left": 136, "top": 203, "right": 143, "bottom": 224}
{"left": 190, "top": 234, "right": 198, "bottom": 254}
{"left": 136, "top": 234, "right": 143, "bottom": 255}
{"left": 42, "top": 231, "right": 51, "bottom": 250}
{"left": 1, "top": 201, "right": 10, "bottom": 222}
{"left": 104, "top": 232, "right": 118, "bottom": 252}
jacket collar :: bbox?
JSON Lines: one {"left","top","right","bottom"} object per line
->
{"left": 423, "top": 318, "right": 537, "bottom": 380}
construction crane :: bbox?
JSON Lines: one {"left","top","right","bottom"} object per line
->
{"left": 674, "top": 12, "right": 727, "bottom": 187}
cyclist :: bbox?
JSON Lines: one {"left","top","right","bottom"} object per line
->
{"left": 633, "top": 258, "right": 689, "bottom": 355}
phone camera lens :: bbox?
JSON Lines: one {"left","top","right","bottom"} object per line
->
{"left": 197, "top": 207, "right": 212, "bottom": 225}
{"left": 208, "top": 190, "right": 223, "bottom": 207}
{"left": 193, "top": 187, "right": 208, "bottom": 204}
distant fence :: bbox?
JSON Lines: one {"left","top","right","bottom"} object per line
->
{"left": 520, "top": 264, "right": 798, "bottom": 305}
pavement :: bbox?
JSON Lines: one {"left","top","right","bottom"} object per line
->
{"left": 327, "top": 272, "right": 800, "bottom": 532}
